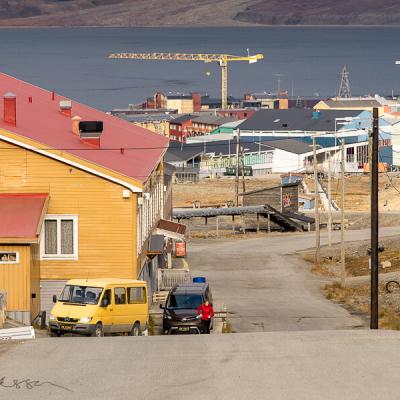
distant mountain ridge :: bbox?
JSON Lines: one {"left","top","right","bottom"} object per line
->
{"left": 0, "top": 0, "right": 399, "bottom": 27}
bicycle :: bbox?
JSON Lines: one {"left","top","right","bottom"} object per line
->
{"left": 385, "top": 280, "right": 400, "bottom": 293}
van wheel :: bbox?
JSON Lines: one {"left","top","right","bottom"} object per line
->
{"left": 129, "top": 322, "right": 140, "bottom": 336}
{"left": 93, "top": 323, "right": 104, "bottom": 337}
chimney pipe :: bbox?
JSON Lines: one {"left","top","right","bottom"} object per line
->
{"left": 72, "top": 115, "right": 81, "bottom": 136}
{"left": 4, "top": 92, "right": 16, "bottom": 126}
{"left": 59, "top": 100, "right": 72, "bottom": 117}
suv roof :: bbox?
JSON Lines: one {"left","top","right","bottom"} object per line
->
{"left": 171, "top": 283, "right": 208, "bottom": 294}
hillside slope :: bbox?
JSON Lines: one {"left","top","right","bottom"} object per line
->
{"left": 0, "top": 0, "right": 399, "bottom": 27}
{"left": 235, "top": 0, "right": 400, "bottom": 25}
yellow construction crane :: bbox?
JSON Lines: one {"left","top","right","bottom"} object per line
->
{"left": 109, "top": 52, "right": 264, "bottom": 109}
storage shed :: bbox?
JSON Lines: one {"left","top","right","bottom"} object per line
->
{"left": 242, "top": 183, "right": 299, "bottom": 213}
{"left": 0, "top": 194, "right": 48, "bottom": 324}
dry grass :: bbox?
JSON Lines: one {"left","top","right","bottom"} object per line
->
{"left": 307, "top": 174, "right": 400, "bottom": 212}
{"left": 323, "top": 281, "right": 400, "bottom": 330}
{"left": 304, "top": 236, "right": 400, "bottom": 279}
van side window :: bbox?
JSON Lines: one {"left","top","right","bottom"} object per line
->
{"left": 128, "top": 287, "right": 146, "bottom": 304}
{"left": 114, "top": 287, "right": 126, "bottom": 305}
{"left": 101, "top": 289, "right": 111, "bottom": 307}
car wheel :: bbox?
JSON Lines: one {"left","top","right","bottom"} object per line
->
{"left": 129, "top": 322, "right": 140, "bottom": 336}
{"left": 92, "top": 323, "right": 104, "bottom": 337}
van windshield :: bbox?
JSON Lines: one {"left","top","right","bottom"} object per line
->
{"left": 167, "top": 294, "right": 203, "bottom": 310}
{"left": 59, "top": 285, "right": 103, "bottom": 305}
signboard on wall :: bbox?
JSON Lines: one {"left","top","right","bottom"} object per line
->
{"left": 282, "top": 193, "right": 292, "bottom": 208}
{"left": 175, "top": 242, "right": 187, "bottom": 257}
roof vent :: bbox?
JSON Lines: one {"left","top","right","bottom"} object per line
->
{"left": 79, "top": 121, "right": 103, "bottom": 148}
{"left": 60, "top": 100, "right": 72, "bottom": 117}
{"left": 3, "top": 92, "right": 16, "bottom": 126}
{"left": 79, "top": 121, "right": 103, "bottom": 133}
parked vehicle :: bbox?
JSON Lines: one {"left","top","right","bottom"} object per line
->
{"left": 49, "top": 278, "right": 148, "bottom": 337}
{"left": 161, "top": 282, "right": 213, "bottom": 334}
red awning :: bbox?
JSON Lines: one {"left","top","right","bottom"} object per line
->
{"left": 0, "top": 193, "right": 48, "bottom": 243}
{"left": 155, "top": 219, "right": 186, "bottom": 240}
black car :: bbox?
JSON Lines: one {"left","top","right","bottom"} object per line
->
{"left": 161, "top": 283, "right": 213, "bottom": 334}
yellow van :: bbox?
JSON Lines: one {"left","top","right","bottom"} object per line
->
{"left": 48, "top": 278, "right": 148, "bottom": 337}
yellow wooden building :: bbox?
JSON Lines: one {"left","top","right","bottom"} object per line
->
{"left": 314, "top": 98, "right": 385, "bottom": 115}
{"left": 0, "top": 73, "right": 173, "bottom": 323}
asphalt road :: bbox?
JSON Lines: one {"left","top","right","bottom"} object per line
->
{"left": 187, "top": 226, "right": 400, "bottom": 332}
{"left": 1, "top": 330, "right": 400, "bottom": 399}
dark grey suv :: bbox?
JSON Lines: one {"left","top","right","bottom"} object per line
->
{"left": 161, "top": 283, "right": 213, "bottom": 334}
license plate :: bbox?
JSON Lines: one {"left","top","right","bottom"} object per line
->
{"left": 61, "top": 324, "right": 73, "bottom": 331}
{"left": 178, "top": 327, "right": 190, "bottom": 332}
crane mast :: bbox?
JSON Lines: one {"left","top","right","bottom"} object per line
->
{"left": 109, "top": 52, "right": 264, "bottom": 109}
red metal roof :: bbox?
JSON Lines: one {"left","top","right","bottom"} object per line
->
{"left": 0, "top": 193, "right": 48, "bottom": 241}
{"left": 156, "top": 219, "right": 186, "bottom": 235}
{"left": 0, "top": 73, "right": 169, "bottom": 184}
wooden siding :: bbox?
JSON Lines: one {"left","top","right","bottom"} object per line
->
{"left": 0, "top": 244, "right": 31, "bottom": 312}
{"left": 243, "top": 185, "right": 299, "bottom": 213}
{"left": 281, "top": 185, "right": 299, "bottom": 213}
{"left": 243, "top": 188, "right": 282, "bottom": 210}
{"left": 0, "top": 139, "right": 138, "bottom": 280}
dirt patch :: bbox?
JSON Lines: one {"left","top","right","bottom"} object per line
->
{"left": 173, "top": 175, "right": 281, "bottom": 208}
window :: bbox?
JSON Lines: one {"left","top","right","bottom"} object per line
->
{"left": 59, "top": 285, "right": 103, "bottom": 305}
{"left": 346, "top": 147, "right": 355, "bottom": 163}
{"left": 128, "top": 287, "right": 146, "bottom": 304}
{"left": 114, "top": 287, "right": 126, "bottom": 305}
{"left": 40, "top": 215, "right": 78, "bottom": 259}
{"left": 0, "top": 252, "right": 19, "bottom": 264}
{"left": 166, "top": 294, "right": 203, "bottom": 309}
{"left": 101, "top": 289, "right": 111, "bottom": 306}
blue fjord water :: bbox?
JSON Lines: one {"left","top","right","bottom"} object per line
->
{"left": 0, "top": 26, "right": 399, "bottom": 111}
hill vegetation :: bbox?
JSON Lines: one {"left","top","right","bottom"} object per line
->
{"left": 0, "top": 0, "right": 399, "bottom": 27}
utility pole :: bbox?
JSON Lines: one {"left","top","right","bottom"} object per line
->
{"left": 340, "top": 140, "right": 346, "bottom": 286}
{"left": 235, "top": 129, "right": 240, "bottom": 206}
{"left": 313, "top": 138, "right": 320, "bottom": 265}
{"left": 370, "top": 107, "right": 379, "bottom": 329}
{"left": 327, "top": 151, "right": 332, "bottom": 252}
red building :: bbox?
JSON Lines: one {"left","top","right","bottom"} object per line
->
{"left": 169, "top": 114, "right": 195, "bottom": 142}
{"left": 216, "top": 109, "right": 257, "bottom": 120}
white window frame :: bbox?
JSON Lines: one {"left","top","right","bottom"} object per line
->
{"left": 40, "top": 215, "right": 78, "bottom": 260}
{"left": 0, "top": 251, "right": 19, "bottom": 264}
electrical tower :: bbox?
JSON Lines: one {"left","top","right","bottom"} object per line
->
{"left": 338, "top": 66, "right": 351, "bottom": 98}
{"left": 295, "top": 96, "right": 303, "bottom": 108}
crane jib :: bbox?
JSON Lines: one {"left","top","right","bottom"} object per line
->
{"left": 108, "top": 52, "right": 264, "bottom": 110}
